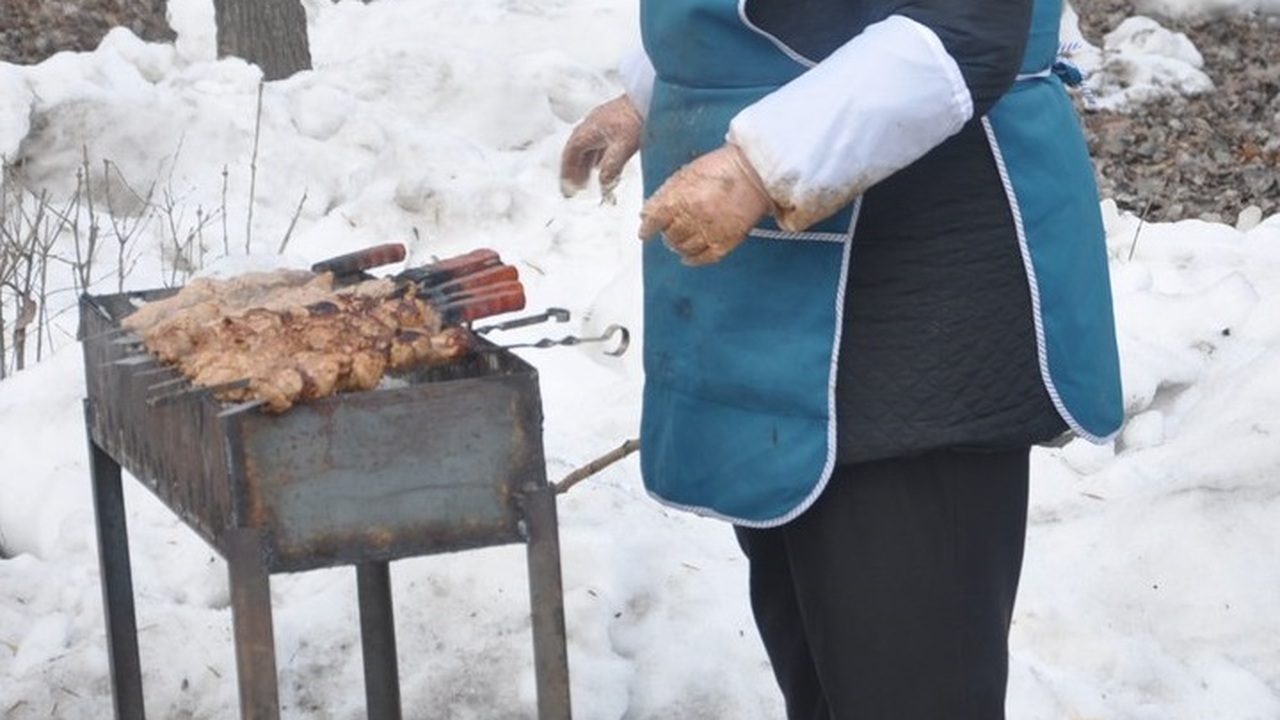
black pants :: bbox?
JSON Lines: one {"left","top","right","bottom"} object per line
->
{"left": 734, "top": 447, "right": 1030, "bottom": 720}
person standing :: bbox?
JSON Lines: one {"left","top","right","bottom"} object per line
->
{"left": 560, "top": 0, "right": 1123, "bottom": 717}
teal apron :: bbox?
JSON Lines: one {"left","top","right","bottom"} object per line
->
{"left": 638, "top": 0, "right": 854, "bottom": 527}
{"left": 984, "top": 0, "right": 1125, "bottom": 440}
{"left": 636, "top": 0, "right": 1123, "bottom": 527}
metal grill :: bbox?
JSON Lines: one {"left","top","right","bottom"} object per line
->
{"left": 80, "top": 288, "right": 572, "bottom": 720}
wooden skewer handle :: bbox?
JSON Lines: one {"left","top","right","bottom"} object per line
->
{"left": 311, "top": 243, "right": 407, "bottom": 276}
{"left": 425, "top": 265, "right": 520, "bottom": 300}
{"left": 436, "top": 282, "right": 527, "bottom": 324}
{"left": 397, "top": 249, "right": 503, "bottom": 289}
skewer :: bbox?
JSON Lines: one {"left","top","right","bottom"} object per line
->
{"left": 217, "top": 398, "right": 268, "bottom": 417}
{"left": 488, "top": 324, "right": 630, "bottom": 356}
{"left": 147, "top": 378, "right": 252, "bottom": 407}
{"left": 134, "top": 364, "right": 183, "bottom": 378}
{"left": 436, "top": 282, "right": 527, "bottom": 325}
{"left": 82, "top": 326, "right": 131, "bottom": 343}
{"left": 422, "top": 265, "right": 521, "bottom": 303}
{"left": 148, "top": 375, "right": 193, "bottom": 393}
{"left": 395, "top": 248, "right": 503, "bottom": 290}
{"left": 474, "top": 307, "right": 571, "bottom": 334}
{"left": 107, "top": 354, "right": 157, "bottom": 367}
{"left": 311, "top": 242, "right": 407, "bottom": 276}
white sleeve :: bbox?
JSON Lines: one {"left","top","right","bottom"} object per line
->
{"left": 727, "top": 15, "right": 974, "bottom": 232}
{"left": 618, "top": 45, "right": 656, "bottom": 118}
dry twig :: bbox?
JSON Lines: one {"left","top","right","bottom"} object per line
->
{"left": 554, "top": 438, "right": 641, "bottom": 494}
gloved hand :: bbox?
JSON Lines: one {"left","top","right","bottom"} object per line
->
{"left": 638, "top": 143, "right": 774, "bottom": 266}
{"left": 559, "top": 94, "right": 644, "bottom": 202}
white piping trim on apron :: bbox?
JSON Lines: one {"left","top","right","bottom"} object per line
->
{"left": 980, "top": 116, "right": 1106, "bottom": 444}
{"left": 737, "top": 1, "right": 820, "bottom": 68}
{"left": 1015, "top": 68, "right": 1053, "bottom": 81}
{"left": 749, "top": 227, "right": 849, "bottom": 243}
{"left": 643, "top": 200, "right": 862, "bottom": 528}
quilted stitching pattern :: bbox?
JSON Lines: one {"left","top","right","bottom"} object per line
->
{"left": 832, "top": 122, "right": 1065, "bottom": 464}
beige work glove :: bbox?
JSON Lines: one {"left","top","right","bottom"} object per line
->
{"left": 638, "top": 143, "right": 774, "bottom": 266}
{"left": 560, "top": 94, "right": 644, "bottom": 202}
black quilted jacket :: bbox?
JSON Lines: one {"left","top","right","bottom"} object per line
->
{"left": 748, "top": 0, "right": 1070, "bottom": 463}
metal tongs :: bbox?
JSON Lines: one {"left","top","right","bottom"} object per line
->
{"left": 473, "top": 308, "right": 630, "bottom": 357}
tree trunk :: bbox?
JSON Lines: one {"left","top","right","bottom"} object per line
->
{"left": 213, "top": 0, "right": 312, "bottom": 82}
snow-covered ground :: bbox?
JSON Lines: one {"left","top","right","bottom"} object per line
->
{"left": 1, "top": 1, "right": 1277, "bottom": 717}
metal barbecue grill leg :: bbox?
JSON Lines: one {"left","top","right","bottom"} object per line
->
{"left": 88, "top": 432, "right": 147, "bottom": 720}
{"left": 522, "top": 483, "right": 573, "bottom": 720}
{"left": 227, "top": 529, "right": 281, "bottom": 720}
{"left": 357, "top": 561, "right": 403, "bottom": 720}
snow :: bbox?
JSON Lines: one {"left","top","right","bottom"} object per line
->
{"left": 1061, "top": 7, "right": 1217, "bottom": 111}
{"left": 1145, "top": 0, "right": 1280, "bottom": 15}
{"left": 1, "top": 0, "right": 1278, "bottom": 717}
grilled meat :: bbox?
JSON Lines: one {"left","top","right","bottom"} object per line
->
{"left": 123, "top": 250, "right": 525, "bottom": 412}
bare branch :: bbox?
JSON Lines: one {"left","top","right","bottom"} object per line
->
{"left": 245, "top": 81, "right": 264, "bottom": 254}
{"left": 277, "top": 190, "right": 307, "bottom": 254}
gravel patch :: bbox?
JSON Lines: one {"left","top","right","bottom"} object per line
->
{"left": 1073, "top": 0, "right": 1280, "bottom": 223}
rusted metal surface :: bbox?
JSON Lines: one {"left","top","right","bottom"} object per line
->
{"left": 87, "top": 435, "right": 147, "bottom": 720}
{"left": 79, "top": 290, "right": 548, "bottom": 573}
{"left": 79, "top": 287, "right": 572, "bottom": 720}
{"left": 521, "top": 482, "right": 573, "bottom": 720}
{"left": 226, "top": 528, "right": 280, "bottom": 720}
{"left": 357, "top": 562, "right": 403, "bottom": 720}
{"left": 81, "top": 290, "right": 238, "bottom": 553}
{"left": 227, "top": 353, "right": 542, "bottom": 573}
